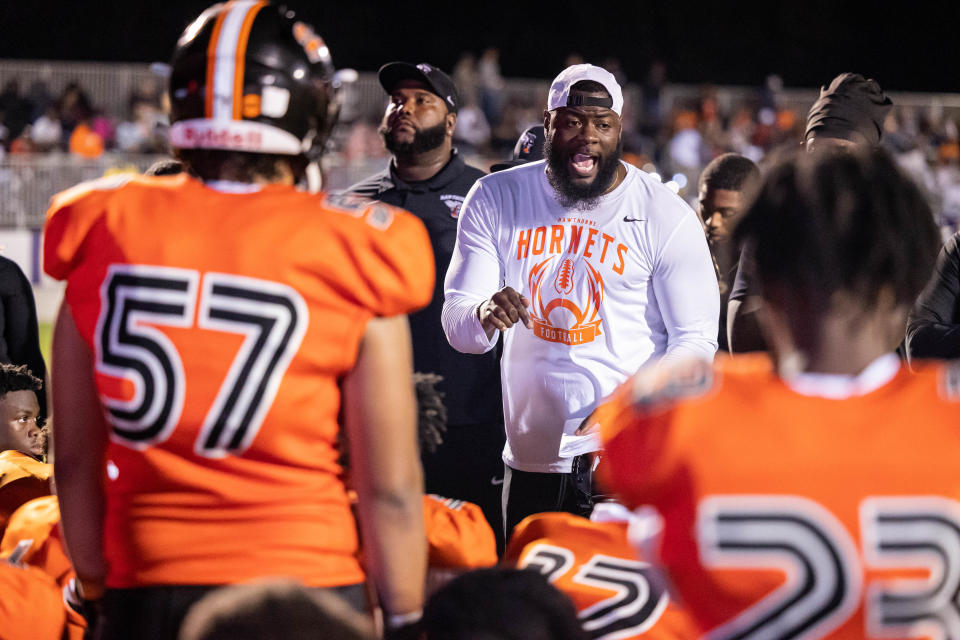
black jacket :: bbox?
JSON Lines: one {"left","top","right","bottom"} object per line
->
{"left": 906, "top": 230, "right": 960, "bottom": 362}
{"left": 0, "top": 256, "right": 47, "bottom": 417}
{"left": 348, "top": 151, "right": 502, "bottom": 426}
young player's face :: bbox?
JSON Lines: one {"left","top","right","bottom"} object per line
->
{"left": 699, "top": 187, "right": 743, "bottom": 245}
{"left": 381, "top": 79, "right": 450, "bottom": 155}
{"left": 0, "top": 390, "right": 41, "bottom": 458}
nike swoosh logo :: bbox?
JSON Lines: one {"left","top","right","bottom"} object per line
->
{"left": 490, "top": 476, "right": 505, "bottom": 486}
{"left": 623, "top": 216, "right": 643, "bottom": 222}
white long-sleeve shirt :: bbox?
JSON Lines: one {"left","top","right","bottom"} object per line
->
{"left": 442, "top": 161, "right": 718, "bottom": 472}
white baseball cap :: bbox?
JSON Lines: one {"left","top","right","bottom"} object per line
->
{"left": 547, "top": 64, "right": 623, "bottom": 117}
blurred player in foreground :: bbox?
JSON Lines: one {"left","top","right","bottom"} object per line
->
{"left": 505, "top": 503, "right": 698, "bottom": 639}
{"left": 600, "top": 148, "right": 954, "bottom": 639}
{"left": 44, "top": 3, "right": 432, "bottom": 638}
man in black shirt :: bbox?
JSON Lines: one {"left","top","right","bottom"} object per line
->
{"left": 0, "top": 256, "right": 47, "bottom": 420}
{"left": 347, "top": 62, "right": 504, "bottom": 544}
{"left": 906, "top": 230, "right": 960, "bottom": 364}
{"left": 728, "top": 72, "right": 893, "bottom": 352}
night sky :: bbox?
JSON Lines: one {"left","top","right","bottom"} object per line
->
{"left": 1, "top": 1, "right": 958, "bottom": 93}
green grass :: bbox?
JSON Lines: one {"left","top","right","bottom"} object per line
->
{"left": 39, "top": 322, "right": 52, "bottom": 367}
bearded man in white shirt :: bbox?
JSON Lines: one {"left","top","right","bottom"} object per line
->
{"left": 442, "top": 64, "right": 719, "bottom": 540}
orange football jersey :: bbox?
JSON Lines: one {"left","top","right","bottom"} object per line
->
{"left": 0, "top": 495, "right": 71, "bottom": 585}
{"left": 505, "top": 506, "right": 698, "bottom": 640}
{"left": 602, "top": 354, "right": 960, "bottom": 640}
{"left": 0, "top": 450, "right": 51, "bottom": 536}
{"left": 0, "top": 561, "right": 66, "bottom": 640}
{"left": 44, "top": 173, "right": 434, "bottom": 588}
{"left": 423, "top": 494, "right": 497, "bottom": 569}
{"left": 1, "top": 496, "right": 85, "bottom": 638}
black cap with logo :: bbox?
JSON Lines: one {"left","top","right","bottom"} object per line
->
{"left": 490, "top": 125, "right": 545, "bottom": 172}
{"left": 378, "top": 61, "right": 459, "bottom": 113}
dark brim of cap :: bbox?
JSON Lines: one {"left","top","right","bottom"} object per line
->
{"left": 379, "top": 62, "right": 432, "bottom": 95}
{"left": 490, "top": 159, "right": 530, "bottom": 173}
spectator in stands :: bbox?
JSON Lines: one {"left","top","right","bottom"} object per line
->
{"left": 25, "top": 80, "right": 53, "bottom": 125}
{"left": 116, "top": 99, "right": 165, "bottom": 153}
{"left": 29, "top": 105, "right": 62, "bottom": 151}
{"left": 478, "top": 47, "right": 505, "bottom": 127}
{"left": 8, "top": 128, "right": 35, "bottom": 154}
{"left": 420, "top": 567, "right": 587, "bottom": 640}
{"left": 57, "top": 81, "right": 94, "bottom": 143}
{"left": 451, "top": 103, "right": 490, "bottom": 154}
{"left": 905, "top": 229, "right": 960, "bottom": 363}
{"left": 0, "top": 112, "right": 8, "bottom": 152}
{"left": 452, "top": 53, "right": 480, "bottom": 108}
{"left": 727, "top": 72, "right": 893, "bottom": 353}
{"left": 697, "top": 153, "right": 760, "bottom": 352}
{"left": 0, "top": 80, "right": 31, "bottom": 146}
{"left": 68, "top": 117, "right": 104, "bottom": 158}
{"left": 178, "top": 580, "right": 375, "bottom": 640}
{"left": 347, "top": 62, "right": 505, "bottom": 547}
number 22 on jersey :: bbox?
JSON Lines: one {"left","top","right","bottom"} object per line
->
{"left": 95, "top": 264, "right": 307, "bottom": 458}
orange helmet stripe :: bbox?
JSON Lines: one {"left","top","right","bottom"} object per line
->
{"left": 232, "top": 2, "right": 267, "bottom": 120}
{"left": 204, "top": 1, "right": 268, "bottom": 121}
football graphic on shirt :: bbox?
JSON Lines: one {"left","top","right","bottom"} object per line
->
{"left": 554, "top": 258, "right": 575, "bottom": 296}
{"left": 528, "top": 255, "right": 604, "bottom": 345}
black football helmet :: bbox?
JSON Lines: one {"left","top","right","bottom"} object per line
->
{"left": 168, "top": 2, "right": 338, "bottom": 160}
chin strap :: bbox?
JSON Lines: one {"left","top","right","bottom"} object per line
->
{"left": 305, "top": 162, "right": 323, "bottom": 193}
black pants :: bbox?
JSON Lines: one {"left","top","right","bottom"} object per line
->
{"left": 97, "top": 582, "right": 367, "bottom": 640}
{"left": 502, "top": 465, "right": 592, "bottom": 544}
{"left": 422, "top": 421, "right": 506, "bottom": 554}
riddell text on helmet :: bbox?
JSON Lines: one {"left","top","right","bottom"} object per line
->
{"left": 175, "top": 125, "right": 264, "bottom": 150}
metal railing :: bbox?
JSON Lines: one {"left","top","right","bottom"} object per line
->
{"left": 4, "top": 59, "right": 960, "bottom": 229}
{"left": 0, "top": 152, "right": 395, "bottom": 229}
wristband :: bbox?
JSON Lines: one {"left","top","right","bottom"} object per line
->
{"left": 386, "top": 610, "right": 422, "bottom": 629}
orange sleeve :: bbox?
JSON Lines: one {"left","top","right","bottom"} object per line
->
{"left": 0, "top": 562, "right": 67, "bottom": 640}
{"left": 0, "top": 496, "right": 73, "bottom": 587}
{"left": 0, "top": 452, "right": 52, "bottom": 536}
{"left": 423, "top": 495, "right": 497, "bottom": 569}
{"left": 43, "top": 175, "right": 133, "bottom": 281}
{"left": 327, "top": 198, "right": 435, "bottom": 318}
{"left": 599, "top": 359, "right": 715, "bottom": 509}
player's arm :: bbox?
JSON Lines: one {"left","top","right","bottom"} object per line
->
{"left": 654, "top": 209, "right": 720, "bottom": 361}
{"left": 905, "top": 233, "right": 960, "bottom": 364}
{"left": 342, "top": 315, "right": 426, "bottom": 622}
{"left": 50, "top": 303, "right": 108, "bottom": 600}
{"left": 442, "top": 181, "right": 526, "bottom": 351}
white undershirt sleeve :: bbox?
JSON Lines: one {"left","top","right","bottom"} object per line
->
{"left": 653, "top": 208, "right": 720, "bottom": 361}
{"left": 442, "top": 181, "right": 502, "bottom": 354}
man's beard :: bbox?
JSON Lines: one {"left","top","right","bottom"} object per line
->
{"left": 545, "top": 137, "right": 623, "bottom": 211}
{"left": 382, "top": 121, "right": 447, "bottom": 156}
